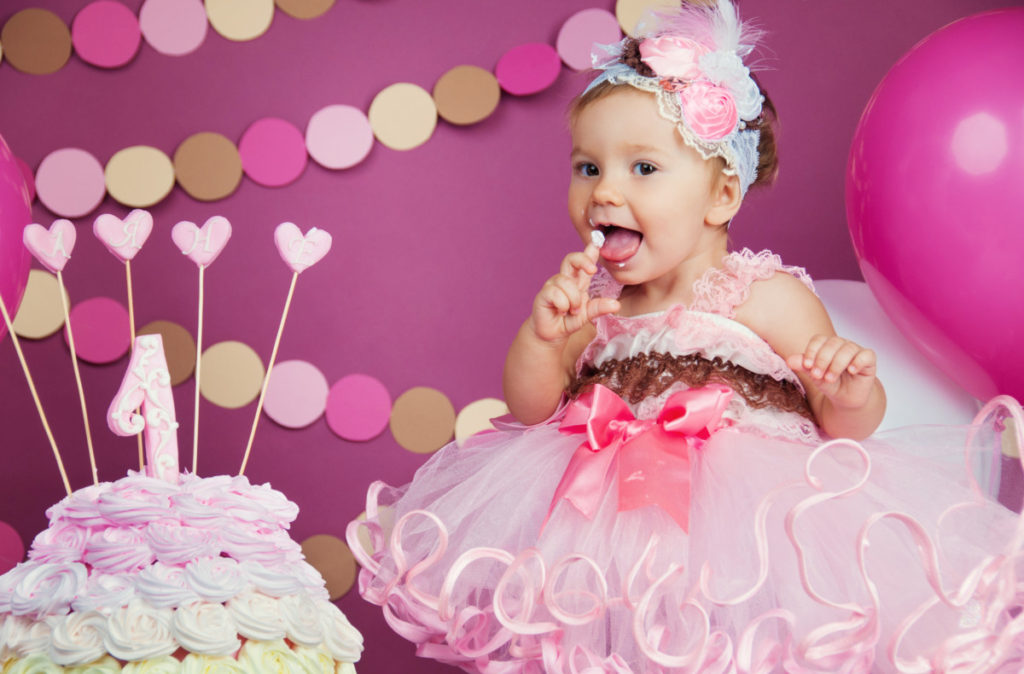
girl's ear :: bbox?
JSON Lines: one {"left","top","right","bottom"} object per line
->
{"left": 706, "top": 172, "right": 742, "bottom": 227}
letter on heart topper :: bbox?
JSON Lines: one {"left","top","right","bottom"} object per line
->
{"left": 273, "top": 222, "right": 331, "bottom": 273}
{"left": 23, "top": 220, "right": 77, "bottom": 272}
{"left": 93, "top": 209, "right": 153, "bottom": 262}
{"left": 171, "top": 216, "right": 232, "bottom": 267}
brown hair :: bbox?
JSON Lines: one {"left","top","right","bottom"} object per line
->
{"left": 568, "top": 38, "right": 780, "bottom": 189}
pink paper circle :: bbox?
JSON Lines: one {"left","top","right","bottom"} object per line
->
{"left": 35, "top": 148, "right": 106, "bottom": 218}
{"left": 326, "top": 374, "right": 392, "bottom": 442}
{"left": 495, "top": 43, "right": 562, "bottom": 96}
{"left": 65, "top": 296, "right": 130, "bottom": 364}
{"left": 263, "top": 359, "right": 329, "bottom": 429}
{"left": 16, "top": 156, "right": 35, "bottom": 202}
{"left": 139, "top": 0, "right": 208, "bottom": 56}
{"left": 557, "top": 9, "right": 622, "bottom": 71}
{"left": 72, "top": 1, "right": 142, "bottom": 68}
{"left": 0, "top": 520, "right": 24, "bottom": 574}
{"left": 306, "top": 105, "right": 374, "bottom": 170}
{"left": 238, "top": 117, "right": 308, "bottom": 187}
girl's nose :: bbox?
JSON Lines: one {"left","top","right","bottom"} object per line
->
{"left": 592, "top": 175, "right": 624, "bottom": 206}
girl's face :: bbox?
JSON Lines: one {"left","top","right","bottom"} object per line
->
{"left": 568, "top": 87, "right": 733, "bottom": 288}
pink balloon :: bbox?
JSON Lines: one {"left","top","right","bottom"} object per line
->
{"left": 846, "top": 8, "right": 1024, "bottom": 402}
{"left": 0, "top": 133, "right": 33, "bottom": 342}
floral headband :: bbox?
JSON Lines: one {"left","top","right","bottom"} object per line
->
{"left": 585, "top": 0, "right": 764, "bottom": 194}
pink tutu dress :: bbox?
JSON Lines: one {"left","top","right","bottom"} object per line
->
{"left": 347, "top": 249, "right": 1024, "bottom": 673}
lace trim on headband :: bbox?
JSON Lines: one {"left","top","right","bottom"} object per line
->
{"left": 568, "top": 351, "right": 815, "bottom": 422}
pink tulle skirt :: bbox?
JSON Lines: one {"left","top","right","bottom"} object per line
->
{"left": 347, "top": 398, "right": 1024, "bottom": 673}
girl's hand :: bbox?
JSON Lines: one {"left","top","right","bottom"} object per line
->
{"left": 787, "top": 335, "right": 877, "bottom": 410}
{"left": 530, "top": 243, "right": 620, "bottom": 343}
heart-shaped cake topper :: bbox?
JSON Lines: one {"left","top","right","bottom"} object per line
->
{"left": 274, "top": 222, "right": 332, "bottom": 273}
{"left": 171, "top": 216, "right": 232, "bottom": 267}
{"left": 93, "top": 209, "right": 153, "bottom": 262}
{"left": 23, "top": 220, "right": 77, "bottom": 273}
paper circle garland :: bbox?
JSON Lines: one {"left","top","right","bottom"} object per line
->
{"left": 174, "top": 132, "right": 244, "bottom": 201}
{"left": 35, "top": 148, "right": 106, "bottom": 219}
{"left": 205, "top": 0, "right": 275, "bottom": 42}
{"left": 368, "top": 83, "right": 438, "bottom": 151}
{"left": 71, "top": 1, "right": 143, "bottom": 69}
{"left": 239, "top": 118, "right": 309, "bottom": 187}
{"left": 65, "top": 297, "right": 131, "bottom": 364}
{"left": 495, "top": 43, "right": 562, "bottom": 96}
{"left": 305, "top": 105, "right": 375, "bottom": 170}
{"left": 326, "top": 374, "right": 392, "bottom": 442}
{"left": 433, "top": 65, "right": 502, "bottom": 126}
{"left": 105, "top": 146, "right": 176, "bottom": 208}
{"left": 199, "top": 340, "right": 265, "bottom": 408}
{"left": 12, "top": 270, "right": 69, "bottom": 340}
{"left": 139, "top": 0, "right": 208, "bottom": 57}
{"left": 0, "top": 8, "right": 72, "bottom": 75}
{"left": 263, "top": 359, "right": 330, "bottom": 429}
{"left": 389, "top": 386, "right": 455, "bottom": 454}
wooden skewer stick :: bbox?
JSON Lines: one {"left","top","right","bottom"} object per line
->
{"left": 0, "top": 292, "right": 72, "bottom": 495}
{"left": 56, "top": 270, "right": 98, "bottom": 486}
{"left": 239, "top": 271, "right": 298, "bottom": 476}
{"left": 192, "top": 264, "right": 205, "bottom": 475}
{"left": 126, "top": 259, "right": 144, "bottom": 473}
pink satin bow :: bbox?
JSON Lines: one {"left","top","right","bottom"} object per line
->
{"left": 548, "top": 383, "right": 732, "bottom": 532}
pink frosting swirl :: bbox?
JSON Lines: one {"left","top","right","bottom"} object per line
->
{"left": 10, "top": 563, "right": 86, "bottom": 619}
{"left": 82, "top": 528, "right": 155, "bottom": 574}
{"left": 145, "top": 520, "right": 218, "bottom": 566}
{"left": 184, "top": 557, "right": 246, "bottom": 603}
{"left": 220, "top": 526, "right": 300, "bottom": 567}
{"left": 27, "top": 522, "right": 89, "bottom": 565}
{"left": 134, "top": 562, "right": 200, "bottom": 609}
{"left": 47, "top": 485, "right": 106, "bottom": 529}
{"left": 639, "top": 35, "right": 708, "bottom": 81}
{"left": 70, "top": 573, "right": 136, "bottom": 615}
{"left": 679, "top": 81, "right": 739, "bottom": 141}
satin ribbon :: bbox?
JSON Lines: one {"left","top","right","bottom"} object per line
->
{"left": 548, "top": 383, "right": 732, "bottom": 532}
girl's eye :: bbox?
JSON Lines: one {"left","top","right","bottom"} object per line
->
{"left": 576, "top": 162, "right": 599, "bottom": 178}
{"left": 633, "top": 162, "right": 656, "bottom": 176}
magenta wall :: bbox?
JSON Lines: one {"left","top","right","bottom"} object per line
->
{"left": 0, "top": 1, "right": 1019, "bottom": 671}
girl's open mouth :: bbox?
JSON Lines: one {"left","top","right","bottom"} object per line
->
{"left": 595, "top": 224, "right": 642, "bottom": 263}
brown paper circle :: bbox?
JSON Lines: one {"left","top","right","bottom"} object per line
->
{"left": 615, "top": 0, "right": 679, "bottom": 36}
{"left": 300, "top": 534, "right": 356, "bottom": 600}
{"left": 138, "top": 320, "right": 197, "bottom": 386}
{"left": 389, "top": 386, "right": 455, "bottom": 454}
{"left": 174, "top": 132, "right": 243, "bottom": 201}
{"left": 1, "top": 9, "right": 72, "bottom": 75}
{"left": 198, "top": 340, "right": 264, "bottom": 409}
{"left": 105, "top": 146, "right": 176, "bottom": 208}
{"left": 12, "top": 270, "right": 69, "bottom": 340}
{"left": 433, "top": 65, "right": 502, "bottom": 126}
{"left": 275, "top": 0, "right": 335, "bottom": 20}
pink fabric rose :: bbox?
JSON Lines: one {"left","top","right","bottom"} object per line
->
{"left": 639, "top": 36, "right": 707, "bottom": 80}
{"left": 679, "top": 81, "right": 738, "bottom": 141}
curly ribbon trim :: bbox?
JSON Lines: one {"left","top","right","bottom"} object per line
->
{"left": 551, "top": 383, "right": 732, "bottom": 532}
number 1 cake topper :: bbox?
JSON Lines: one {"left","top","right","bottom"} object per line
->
{"left": 239, "top": 222, "right": 332, "bottom": 475}
{"left": 171, "top": 215, "right": 233, "bottom": 475}
{"left": 107, "top": 334, "right": 180, "bottom": 483}
{"left": 23, "top": 219, "right": 99, "bottom": 487}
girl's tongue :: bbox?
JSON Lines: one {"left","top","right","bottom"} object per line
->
{"left": 599, "top": 227, "right": 642, "bottom": 263}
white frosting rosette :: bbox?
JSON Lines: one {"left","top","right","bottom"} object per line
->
{"left": 0, "top": 472, "right": 363, "bottom": 672}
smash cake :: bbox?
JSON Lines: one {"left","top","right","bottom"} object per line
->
{"left": 0, "top": 216, "right": 362, "bottom": 672}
